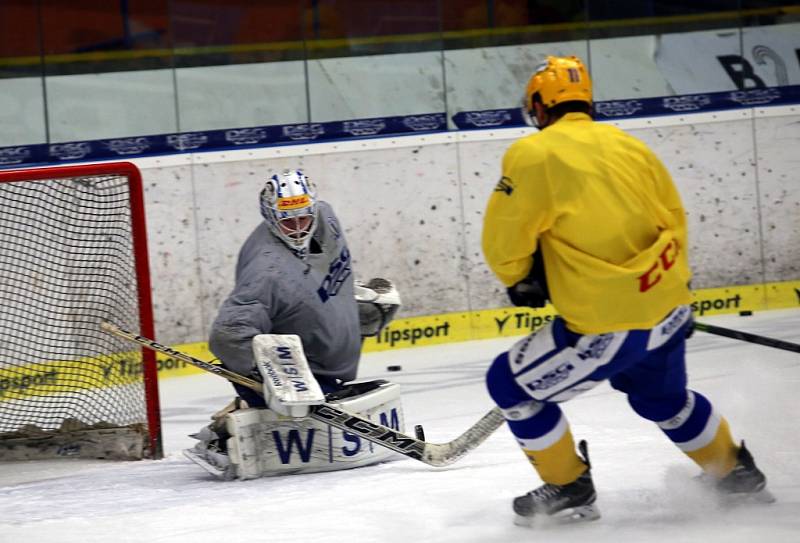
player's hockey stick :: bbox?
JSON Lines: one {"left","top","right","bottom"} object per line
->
{"left": 694, "top": 321, "right": 800, "bottom": 354}
{"left": 101, "top": 322, "right": 504, "bottom": 467}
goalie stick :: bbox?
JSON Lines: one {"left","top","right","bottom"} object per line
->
{"left": 694, "top": 321, "right": 800, "bottom": 354}
{"left": 100, "top": 322, "right": 504, "bottom": 467}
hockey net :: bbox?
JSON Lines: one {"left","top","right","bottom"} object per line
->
{"left": 0, "top": 162, "right": 162, "bottom": 460}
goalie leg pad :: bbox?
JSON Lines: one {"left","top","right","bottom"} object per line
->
{"left": 224, "top": 381, "right": 405, "bottom": 479}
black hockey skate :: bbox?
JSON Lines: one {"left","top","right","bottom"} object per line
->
{"left": 715, "top": 441, "right": 775, "bottom": 504}
{"left": 513, "top": 440, "right": 600, "bottom": 526}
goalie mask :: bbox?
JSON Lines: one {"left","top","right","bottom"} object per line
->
{"left": 260, "top": 169, "right": 318, "bottom": 255}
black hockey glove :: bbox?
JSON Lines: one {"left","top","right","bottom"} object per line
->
{"left": 507, "top": 254, "right": 550, "bottom": 308}
{"left": 507, "top": 279, "right": 548, "bottom": 308}
{"left": 355, "top": 278, "right": 401, "bottom": 337}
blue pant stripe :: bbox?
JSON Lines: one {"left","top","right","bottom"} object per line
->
{"left": 662, "top": 392, "right": 713, "bottom": 444}
{"left": 507, "top": 402, "right": 563, "bottom": 440}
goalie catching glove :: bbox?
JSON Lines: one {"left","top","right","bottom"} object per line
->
{"left": 355, "top": 277, "right": 402, "bottom": 337}
{"left": 251, "top": 334, "right": 325, "bottom": 418}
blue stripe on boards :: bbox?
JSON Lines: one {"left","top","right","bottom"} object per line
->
{"left": 2, "top": 85, "right": 798, "bottom": 168}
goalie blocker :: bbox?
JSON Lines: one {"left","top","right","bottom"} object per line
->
{"left": 251, "top": 333, "right": 325, "bottom": 418}
{"left": 185, "top": 379, "right": 404, "bottom": 479}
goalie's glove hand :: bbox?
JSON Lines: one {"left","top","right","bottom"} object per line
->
{"left": 354, "top": 278, "right": 401, "bottom": 337}
{"left": 507, "top": 278, "right": 548, "bottom": 308}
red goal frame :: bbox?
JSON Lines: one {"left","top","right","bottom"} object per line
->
{"left": 0, "top": 161, "right": 162, "bottom": 458}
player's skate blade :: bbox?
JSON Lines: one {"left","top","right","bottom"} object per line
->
{"left": 514, "top": 503, "right": 601, "bottom": 526}
{"left": 716, "top": 441, "right": 775, "bottom": 505}
{"left": 720, "top": 488, "right": 776, "bottom": 506}
{"left": 183, "top": 447, "right": 233, "bottom": 480}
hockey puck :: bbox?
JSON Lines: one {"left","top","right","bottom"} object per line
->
{"left": 414, "top": 424, "right": 426, "bottom": 441}
{"left": 387, "top": 365, "right": 402, "bottom": 372}
{"left": 739, "top": 310, "right": 753, "bottom": 316}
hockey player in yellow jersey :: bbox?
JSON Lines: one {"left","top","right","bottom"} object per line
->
{"left": 482, "top": 55, "right": 773, "bottom": 525}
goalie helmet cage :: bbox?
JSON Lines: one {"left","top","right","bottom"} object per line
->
{"left": 0, "top": 162, "right": 162, "bottom": 460}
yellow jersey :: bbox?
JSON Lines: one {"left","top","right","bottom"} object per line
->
{"left": 482, "top": 112, "right": 692, "bottom": 334}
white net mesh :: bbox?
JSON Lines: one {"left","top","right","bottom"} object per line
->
{"left": 0, "top": 170, "right": 157, "bottom": 458}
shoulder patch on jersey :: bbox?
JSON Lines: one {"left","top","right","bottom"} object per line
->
{"left": 494, "top": 176, "right": 514, "bottom": 195}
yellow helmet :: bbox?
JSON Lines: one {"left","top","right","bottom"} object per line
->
{"left": 523, "top": 56, "right": 592, "bottom": 115}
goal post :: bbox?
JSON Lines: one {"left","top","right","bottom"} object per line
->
{"left": 0, "top": 161, "right": 163, "bottom": 460}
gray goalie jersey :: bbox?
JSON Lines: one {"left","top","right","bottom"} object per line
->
{"left": 209, "top": 201, "right": 361, "bottom": 382}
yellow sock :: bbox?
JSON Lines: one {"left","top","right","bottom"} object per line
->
{"left": 685, "top": 417, "right": 738, "bottom": 477}
{"left": 522, "top": 429, "right": 587, "bottom": 485}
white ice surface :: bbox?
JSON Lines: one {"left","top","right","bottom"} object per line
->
{"left": 1, "top": 310, "right": 799, "bottom": 543}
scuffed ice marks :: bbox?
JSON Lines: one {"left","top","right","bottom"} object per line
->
{"left": 0, "top": 458, "right": 210, "bottom": 523}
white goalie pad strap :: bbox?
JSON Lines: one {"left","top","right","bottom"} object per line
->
{"left": 224, "top": 381, "right": 405, "bottom": 479}
{"left": 252, "top": 334, "right": 325, "bottom": 417}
